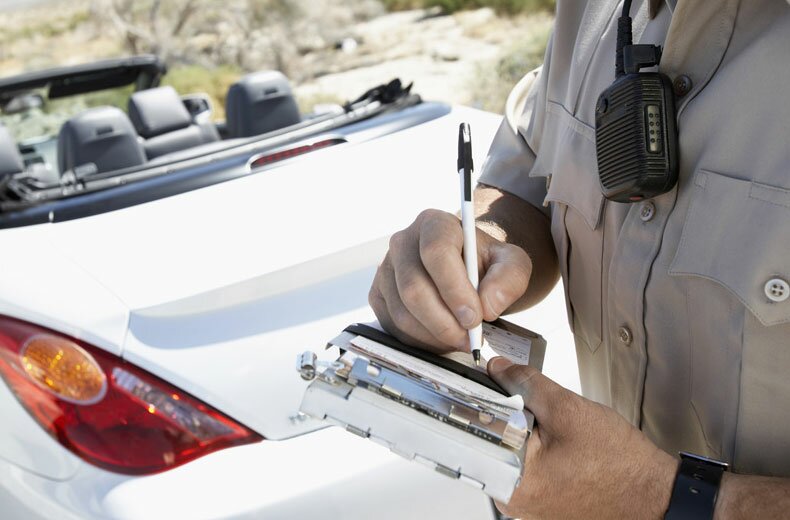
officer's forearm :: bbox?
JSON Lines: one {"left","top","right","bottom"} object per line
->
{"left": 714, "top": 472, "right": 790, "bottom": 519}
{"left": 474, "top": 184, "right": 559, "bottom": 312}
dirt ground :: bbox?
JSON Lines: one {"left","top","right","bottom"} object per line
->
{"left": 0, "top": 1, "right": 552, "bottom": 112}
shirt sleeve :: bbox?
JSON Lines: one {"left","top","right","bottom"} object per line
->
{"left": 478, "top": 33, "right": 553, "bottom": 216}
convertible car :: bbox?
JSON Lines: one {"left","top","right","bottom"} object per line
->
{"left": 0, "top": 55, "right": 575, "bottom": 519}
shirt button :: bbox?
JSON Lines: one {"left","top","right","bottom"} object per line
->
{"left": 618, "top": 326, "right": 633, "bottom": 346}
{"left": 639, "top": 201, "right": 656, "bottom": 222}
{"left": 765, "top": 278, "right": 790, "bottom": 303}
{"left": 673, "top": 75, "right": 693, "bottom": 97}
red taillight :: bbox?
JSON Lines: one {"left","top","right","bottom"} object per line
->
{"left": 248, "top": 137, "right": 345, "bottom": 170}
{"left": 0, "top": 315, "right": 262, "bottom": 475}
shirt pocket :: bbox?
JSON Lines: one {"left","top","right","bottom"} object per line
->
{"left": 531, "top": 101, "right": 605, "bottom": 352}
{"left": 669, "top": 169, "right": 790, "bottom": 465}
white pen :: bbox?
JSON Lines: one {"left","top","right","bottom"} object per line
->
{"left": 457, "top": 122, "right": 483, "bottom": 366}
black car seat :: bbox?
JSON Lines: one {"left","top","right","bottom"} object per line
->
{"left": 128, "top": 86, "right": 219, "bottom": 160}
{"left": 58, "top": 106, "right": 147, "bottom": 175}
{"left": 225, "top": 71, "right": 301, "bottom": 138}
{"left": 0, "top": 124, "right": 25, "bottom": 184}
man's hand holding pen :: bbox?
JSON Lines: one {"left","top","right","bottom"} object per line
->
{"left": 368, "top": 207, "right": 533, "bottom": 354}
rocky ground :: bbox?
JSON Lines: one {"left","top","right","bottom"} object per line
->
{"left": 294, "top": 7, "right": 552, "bottom": 109}
{"left": 0, "top": 0, "right": 552, "bottom": 114}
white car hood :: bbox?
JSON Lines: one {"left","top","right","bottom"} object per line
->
{"left": 0, "top": 106, "right": 501, "bottom": 440}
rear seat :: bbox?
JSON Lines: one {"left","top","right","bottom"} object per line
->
{"left": 128, "top": 86, "right": 219, "bottom": 160}
{"left": 58, "top": 106, "right": 147, "bottom": 175}
{"left": 225, "top": 71, "right": 301, "bottom": 138}
{"left": 0, "top": 124, "right": 25, "bottom": 183}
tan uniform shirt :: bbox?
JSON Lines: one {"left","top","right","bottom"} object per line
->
{"left": 479, "top": 0, "right": 790, "bottom": 476}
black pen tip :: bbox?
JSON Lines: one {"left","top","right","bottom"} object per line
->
{"left": 457, "top": 122, "right": 473, "bottom": 174}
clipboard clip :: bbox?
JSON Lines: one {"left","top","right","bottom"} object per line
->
{"left": 297, "top": 351, "right": 345, "bottom": 381}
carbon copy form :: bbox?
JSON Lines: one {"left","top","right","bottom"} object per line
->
{"left": 296, "top": 319, "right": 546, "bottom": 503}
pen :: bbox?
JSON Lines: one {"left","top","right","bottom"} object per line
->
{"left": 457, "top": 122, "right": 483, "bottom": 366}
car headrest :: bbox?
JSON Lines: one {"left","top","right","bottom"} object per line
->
{"left": 0, "top": 124, "right": 25, "bottom": 180}
{"left": 128, "top": 86, "right": 192, "bottom": 139}
{"left": 225, "top": 71, "right": 301, "bottom": 138}
{"left": 58, "top": 106, "right": 146, "bottom": 174}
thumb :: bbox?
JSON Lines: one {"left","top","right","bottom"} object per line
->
{"left": 478, "top": 242, "right": 532, "bottom": 321}
{"left": 487, "top": 356, "right": 561, "bottom": 423}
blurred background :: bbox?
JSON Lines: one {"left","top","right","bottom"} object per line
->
{"left": 0, "top": 0, "right": 554, "bottom": 123}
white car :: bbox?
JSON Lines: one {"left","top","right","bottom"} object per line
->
{"left": 0, "top": 57, "right": 577, "bottom": 519}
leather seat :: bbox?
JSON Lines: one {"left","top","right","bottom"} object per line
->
{"left": 128, "top": 86, "right": 219, "bottom": 160}
{"left": 0, "top": 124, "right": 25, "bottom": 183}
{"left": 58, "top": 106, "right": 147, "bottom": 175}
{"left": 225, "top": 71, "right": 301, "bottom": 138}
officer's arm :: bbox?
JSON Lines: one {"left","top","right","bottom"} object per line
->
{"left": 715, "top": 474, "right": 790, "bottom": 519}
{"left": 474, "top": 183, "right": 559, "bottom": 313}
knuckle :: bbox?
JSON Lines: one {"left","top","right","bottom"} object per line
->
{"left": 389, "top": 305, "right": 412, "bottom": 331}
{"left": 368, "top": 284, "right": 383, "bottom": 309}
{"left": 420, "top": 239, "right": 454, "bottom": 265}
{"left": 416, "top": 208, "right": 443, "bottom": 222}
{"left": 506, "top": 365, "right": 539, "bottom": 388}
{"left": 388, "top": 230, "right": 406, "bottom": 251}
{"left": 433, "top": 323, "right": 465, "bottom": 347}
{"left": 398, "top": 273, "right": 425, "bottom": 308}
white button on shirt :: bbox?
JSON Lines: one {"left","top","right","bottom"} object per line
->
{"left": 765, "top": 279, "right": 790, "bottom": 303}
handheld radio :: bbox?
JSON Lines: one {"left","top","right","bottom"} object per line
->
{"left": 595, "top": 0, "right": 679, "bottom": 202}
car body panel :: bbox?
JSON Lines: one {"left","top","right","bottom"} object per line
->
{"left": 0, "top": 428, "right": 495, "bottom": 520}
{"left": 0, "top": 106, "right": 501, "bottom": 443}
{"left": 0, "top": 228, "right": 128, "bottom": 355}
{"left": 0, "top": 93, "right": 579, "bottom": 519}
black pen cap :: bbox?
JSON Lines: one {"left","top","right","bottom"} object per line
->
{"left": 457, "top": 122, "right": 473, "bottom": 174}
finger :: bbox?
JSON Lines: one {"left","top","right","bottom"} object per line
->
{"left": 487, "top": 357, "right": 561, "bottom": 422}
{"left": 418, "top": 214, "right": 484, "bottom": 329}
{"left": 374, "top": 257, "right": 457, "bottom": 353}
{"left": 389, "top": 228, "right": 469, "bottom": 351}
{"left": 478, "top": 243, "right": 532, "bottom": 321}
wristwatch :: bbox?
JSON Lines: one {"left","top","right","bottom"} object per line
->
{"left": 664, "top": 452, "right": 729, "bottom": 520}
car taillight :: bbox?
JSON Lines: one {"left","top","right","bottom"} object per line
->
{"left": 0, "top": 315, "right": 262, "bottom": 475}
{"left": 248, "top": 137, "right": 345, "bottom": 170}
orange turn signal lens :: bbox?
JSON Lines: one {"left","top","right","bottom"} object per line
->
{"left": 21, "top": 334, "right": 107, "bottom": 405}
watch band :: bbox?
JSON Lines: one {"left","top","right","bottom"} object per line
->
{"left": 664, "top": 452, "right": 728, "bottom": 520}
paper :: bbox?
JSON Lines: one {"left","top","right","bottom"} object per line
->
{"left": 349, "top": 335, "right": 524, "bottom": 411}
{"left": 483, "top": 322, "right": 532, "bottom": 365}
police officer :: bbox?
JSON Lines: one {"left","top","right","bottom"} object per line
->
{"left": 369, "top": 0, "right": 790, "bottom": 517}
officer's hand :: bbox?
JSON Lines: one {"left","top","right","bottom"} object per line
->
{"left": 369, "top": 209, "right": 532, "bottom": 353}
{"left": 488, "top": 357, "right": 677, "bottom": 519}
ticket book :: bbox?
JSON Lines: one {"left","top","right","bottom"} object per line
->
{"left": 296, "top": 319, "right": 546, "bottom": 503}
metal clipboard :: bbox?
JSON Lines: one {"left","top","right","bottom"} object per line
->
{"left": 296, "top": 319, "right": 546, "bottom": 503}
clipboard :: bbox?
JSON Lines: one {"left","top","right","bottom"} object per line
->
{"left": 296, "top": 319, "right": 546, "bottom": 503}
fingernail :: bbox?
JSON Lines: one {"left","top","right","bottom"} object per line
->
{"left": 488, "top": 356, "right": 512, "bottom": 374}
{"left": 455, "top": 305, "right": 477, "bottom": 328}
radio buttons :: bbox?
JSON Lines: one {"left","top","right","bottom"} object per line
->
{"left": 646, "top": 105, "right": 662, "bottom": 153}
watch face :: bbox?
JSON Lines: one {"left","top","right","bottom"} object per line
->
{"left": 679, "top": 451, "right": 730, "bottom": 470}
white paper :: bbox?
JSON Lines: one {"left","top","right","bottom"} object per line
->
{"left": 482, "top": 322, "right": 532, "bottom": 365}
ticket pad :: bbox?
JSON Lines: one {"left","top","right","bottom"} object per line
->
{"left": 296, "top": 320, "right": 546, "bottom": 503}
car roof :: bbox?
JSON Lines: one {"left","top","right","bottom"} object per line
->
{"left": 0, "top": 55, "right": 166, "bottom": 103}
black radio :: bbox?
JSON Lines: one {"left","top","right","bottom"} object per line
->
{"left": 595, "top": 0, "right": 679, "bottom": 203}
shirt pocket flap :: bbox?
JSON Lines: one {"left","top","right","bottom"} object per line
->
{"left": 530, "top": 101, "right": 604, "bottom": 230}
{"left": 669, "top": 170, "right": 790, "bottom": 326}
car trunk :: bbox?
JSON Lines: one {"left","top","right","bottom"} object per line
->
{"left": 0, "top": 106, "right": 501, "bottom": 440}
